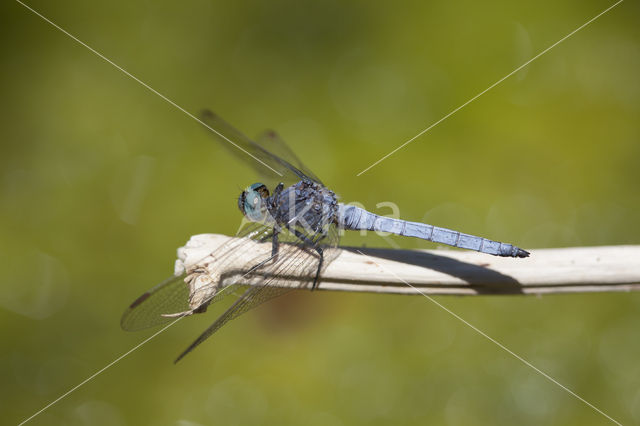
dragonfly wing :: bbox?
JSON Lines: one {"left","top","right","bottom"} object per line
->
{"left": 199, "top": 110, "right": 319, "bottom": 186}
{"left": 174, "top": 221, "right": 341, "bottom": 362}
{"left": 173, "top": 285, "right": 292, "bottom": 363}
{"left": 120, "top": 222, "right": 274, "bottom": 331}
{"left": 120, "top": 274, "right": 191, "bottom": 331}
{"left": 255, "top": 129, "right": 323, "bottom": 185}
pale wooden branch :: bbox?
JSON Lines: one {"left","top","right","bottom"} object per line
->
{"left": 177, "top": 234, "right": 640, "bottom": 296}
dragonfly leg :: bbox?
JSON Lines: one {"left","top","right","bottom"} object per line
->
{"left": 312, "top": 247, "right": 324, "bottom": 291}
{"left": 286, "top": 225, "right": 324, "bottom": 291}
{"left": 271, "top": 227, "right": 280, "bottom": 265}
{"left": 246, "top": 227, "right": 281, "bottom": 275}
{"left": 272, "top": 182, "right": 284, "bottom": 196}
{"left": 309, "top": 231, "right": 330, "bottom": 289}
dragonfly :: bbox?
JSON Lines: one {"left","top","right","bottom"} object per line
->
{"left": 121, "top": 110, "right": 529, "bottom": 363}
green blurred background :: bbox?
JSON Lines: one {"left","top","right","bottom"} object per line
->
{"left": 2, "top": 0, "right": 639, "bottom": 424}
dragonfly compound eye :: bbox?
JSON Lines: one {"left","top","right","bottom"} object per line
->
{"left": 239, "top": 183, "right": 270, "bottom": 222}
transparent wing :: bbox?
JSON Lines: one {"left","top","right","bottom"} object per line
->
{"left": 255, "top": 129, "right": 323, "bottom": 184}
{"left": 199, "top": 110, "right": 321, "bottom": 186}
{"left": 174, "top": 220, "right": 340, "bottom": 363}
{"left": 120, "top": 221, "right": 274, "bottom": 331}
{"left": 120, "top": 274, "right": 190, "bottom": 331}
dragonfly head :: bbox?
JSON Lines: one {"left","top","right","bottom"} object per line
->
{"left": 238, "top": 183, "right": 271, "bottom": 222}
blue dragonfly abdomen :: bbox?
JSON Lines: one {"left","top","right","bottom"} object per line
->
{"left": 338, "top": 204, "right": 529, "bottom": 258}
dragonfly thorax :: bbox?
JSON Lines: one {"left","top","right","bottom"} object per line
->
{"left": 273, "top": 180, "right": 338, "bottom": 234}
